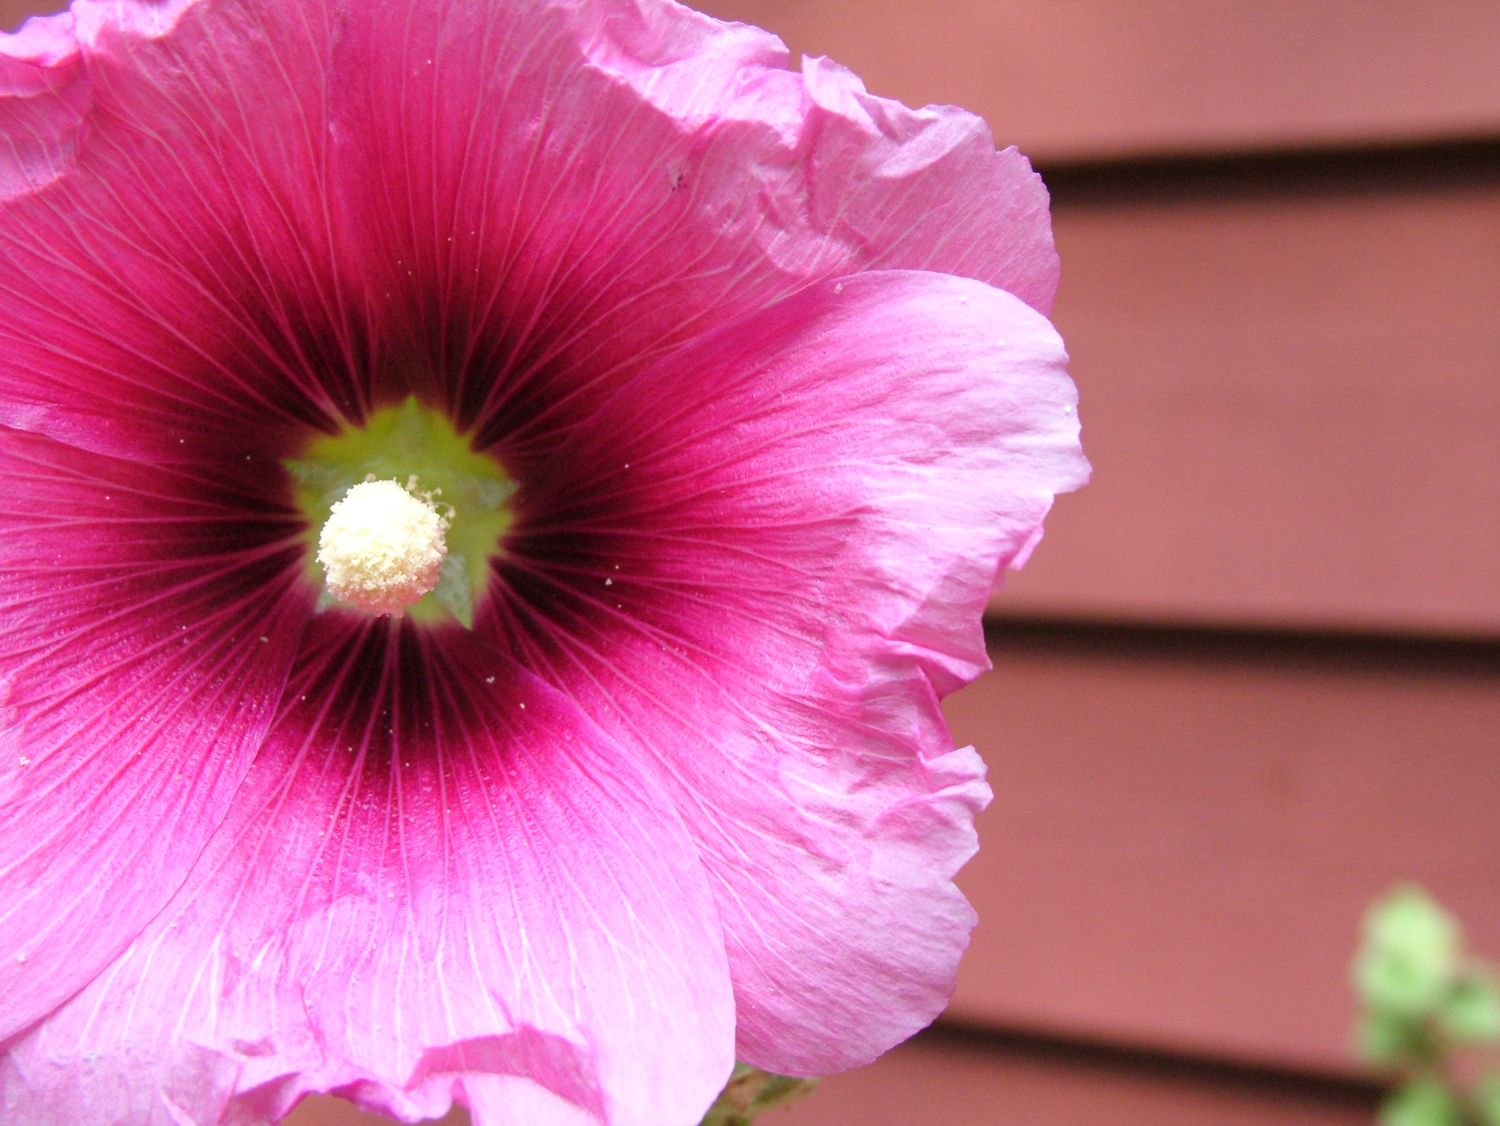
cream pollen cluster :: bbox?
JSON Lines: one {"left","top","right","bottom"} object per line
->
{"left": 0, "top": 1, "right": 1087, "bottom": 1124}
{"left": 316, "top": 478, "right": 448, "bottom": 615}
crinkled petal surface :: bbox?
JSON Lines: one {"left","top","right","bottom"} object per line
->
{"left": 322, "top": 0, "right": 1059, "bottom": 444}
{"left": 0, "top": 0, "right": 357, "bottom": 461}
{"left": 1, "top": 619, "right": 734, "bottom": 1126}
{"left": 488, "top": 269, "right": 1086, "bottom": 1072}
{"left": 0, "top": 0, "right": 1086, "bottom": 1118}
{"left": 0, "top": 0, "right": 1057, "bottom": 460}
{"left": 0, "top": 13, "right": 89, "bottom": 202}
{"left": 0, "top": 427, "right": 310, "bottom": 1039}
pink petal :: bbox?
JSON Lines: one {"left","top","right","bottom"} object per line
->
{"left": 2, "top": 616, "right": 734, "bottom": 1126}
{"left": 579, "top": 1, "right": 1060, "bottom": 308}
{"left": 488, "top": 269, "right": 1087, "bottom": 1073}
{"left": 0, "top": 0, "right": 1078, "bottom": 1095}
{"left": 0, "top": 12, "right": 88, "bottom": 203}
{"left": 1, "top": 0, "right": 1054, "bottom": 455}
{"left": 0, "top": 0, "right": 358, "bottom": 462}
{"left": 580, "top": 1, "right": 1061, "bottom": 307}
{"left": 320, "top": 0, "right": 1056, "bottom": 449}
{"left": 0, "top": 426, "right": 310, "bottom": 1040}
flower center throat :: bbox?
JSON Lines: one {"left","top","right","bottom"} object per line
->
{"left": 286, "top": 398, "right": 515, "bottom": 627}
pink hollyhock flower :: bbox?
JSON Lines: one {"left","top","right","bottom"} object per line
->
{"left": 0, "top": 0, "right": 1086, "bottom": 1123}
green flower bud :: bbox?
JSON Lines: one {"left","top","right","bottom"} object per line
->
{"left": 1379, "top": 1078, "right": 1465, "bottom": 1126}
{"left": 1355, "top": 886, "right": 1461, "bottom": 1020}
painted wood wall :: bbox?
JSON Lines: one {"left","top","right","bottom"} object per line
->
{"left": 3, "top": 0, "right": 1494, "bottom": 1123}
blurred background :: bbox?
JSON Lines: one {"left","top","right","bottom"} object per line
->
{"left": 4, "top": 0, "right": 1498, "bottom": 1123}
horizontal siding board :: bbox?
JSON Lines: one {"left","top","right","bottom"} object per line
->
{"left": 284, "top": 1028, "right": 1379, "bottom": 1126}
{"left": 943, "top": 626, "right": 1500, "bottom": 1073}
{"left": 697, "top": 0, "right": 1500, "bottom": 163}
{"left": 777, "top": 1030, "right": 1379, "bottom": 1126}
{"left": 995, "top": 172, "right": 1500, "bottom": 636}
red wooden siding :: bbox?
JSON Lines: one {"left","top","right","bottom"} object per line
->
{"left": 0, "top": 0, "right": 48, "bottom": 28}
{"left": 700, "top": 0, "right": 1500, "bottom": 163}
{"left": 773, "top": 1030, "right": 1379, "bottom": 1126}
{"left": 945, "top": 626, "right": 1500, "bottom": 1074}
{"left": 996, "top": 164, "right": 1500, "bottom": 636}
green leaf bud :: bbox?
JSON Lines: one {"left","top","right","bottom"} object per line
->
{"left": 1357, "top": 1009, "right": 1437, "bottom": 1065}
{"left": 1379, "top": 1078, "right": 1465, "bottom": 1126}
{"left": 1441, "top": 968, "right": 1500, "bottom": 1043}
{"left": 1355, "top": 886, "right": 1461, "bottom": 1020}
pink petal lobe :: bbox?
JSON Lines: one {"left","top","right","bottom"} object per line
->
{"left": 2, "top": 617, "right": 734, "bottom": 1126}
{"left": 0, "top": 426, "right": 310, "bottom": 1040}
{"left": 0, "top": 13, "right": 88, "bottom": 202}
{"left": 3, "top": 0, "right": 1054, "bottom": 456}
{"left": 0, "top": 0, "right": 357, "bottom": 462}
{"left": 491, "top": 269, "right": 1087, "bottom": 1074}
{"left": 793, "top": 53, "right": 1060, "bottom": 313}
{"left": 0, "top": 0, "right": 1079, "bottom": 1098}
{"left": 568, "top": 4, "right": 1059, "bottom": 308}
{"left": 321, "top": 0, "right": 1056, "bottom": 453}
